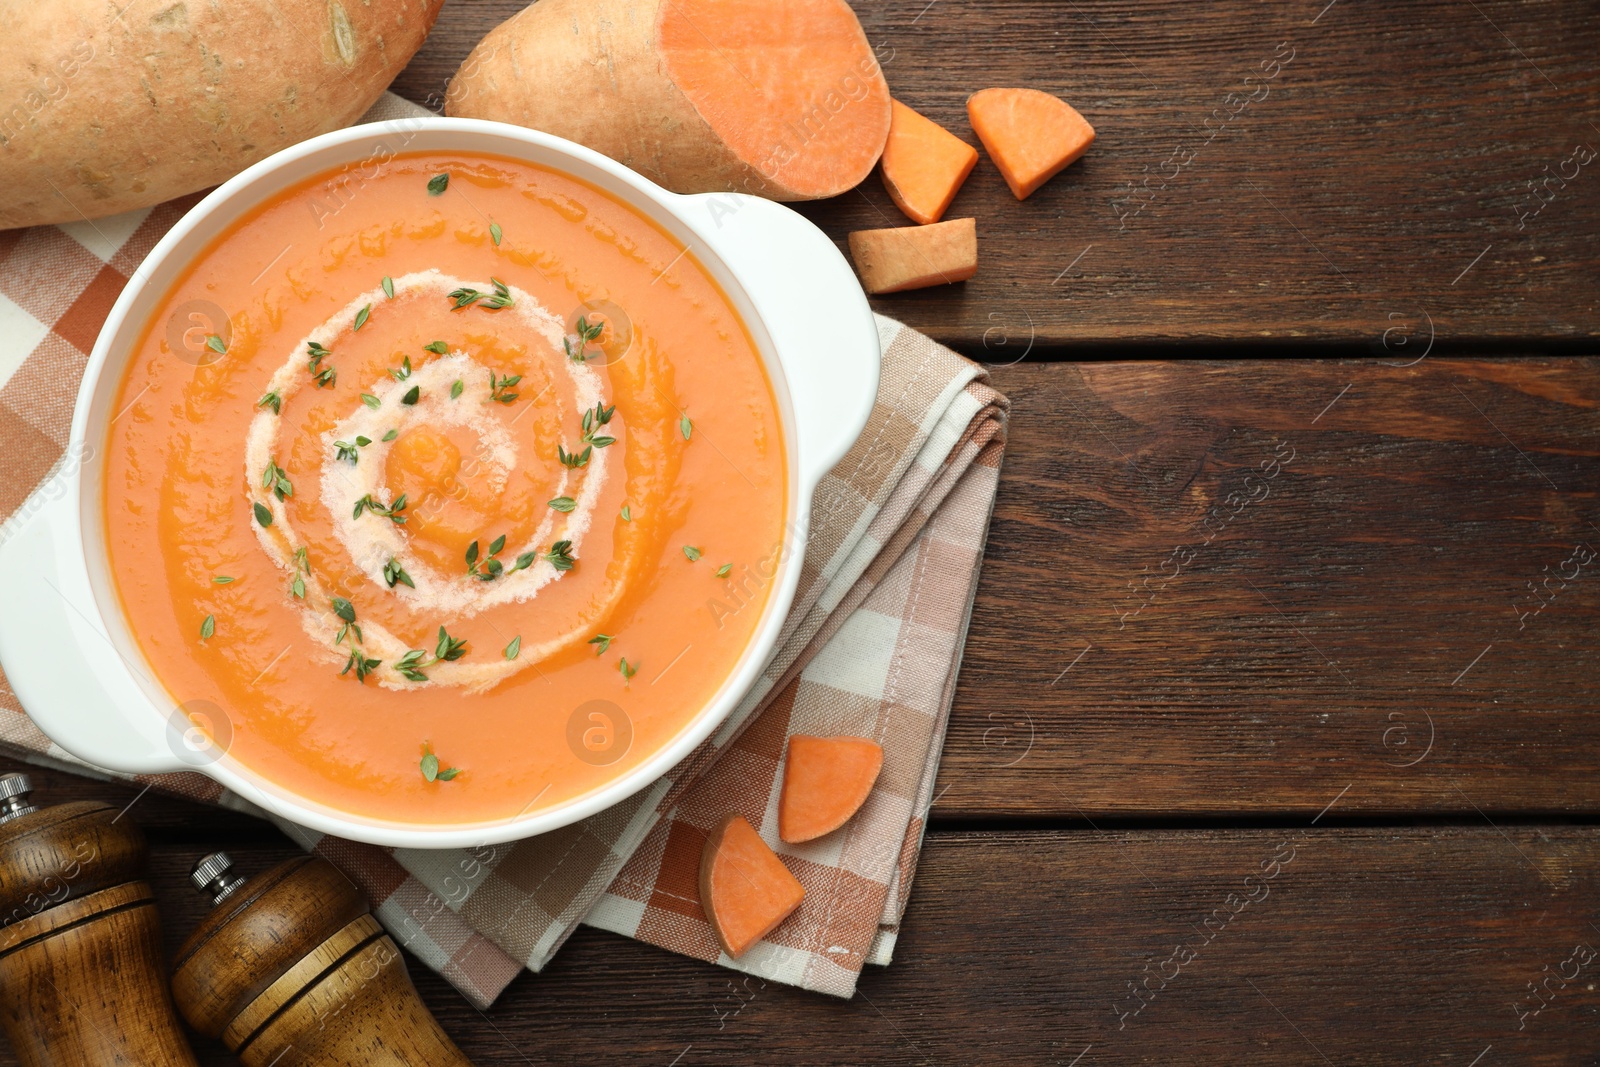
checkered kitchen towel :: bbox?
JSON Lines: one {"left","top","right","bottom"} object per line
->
{"left": 0, "top": 94, "right": 1007, "bottom": 1006}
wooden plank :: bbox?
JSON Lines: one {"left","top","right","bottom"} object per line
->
{"left": 33, "top": 827, "right": 1589, "bottom": 1066}
{"left": 938, "top": 357, "right": 1600, "bottom": 817}
{"left": 390, "top": 0, "right": 1600, "bottom": 349}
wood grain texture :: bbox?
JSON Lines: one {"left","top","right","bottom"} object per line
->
{"left": 12, "top": 828, "right": 1587, "bottom": 1066}
{"left": 390, "top": 0, "right": 1600, "bottom": 349}
{"left": 942, "top": 357, "right": 1600, "bottom": 817}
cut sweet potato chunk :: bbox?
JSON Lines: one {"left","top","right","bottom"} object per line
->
{"left": 700, "top": 815, "right": 805, "bottom": 958}
{"left": 780, "top": 735, "right": 885, "bottom": 843}
{"left": 967, "top": 88, "right": 1096, "bottom": 200}
{"left": 847, "top": 218, "right": 977, "bottom": 294}
{"left": 880, "top": 99, "right": 980, "bottom": 225}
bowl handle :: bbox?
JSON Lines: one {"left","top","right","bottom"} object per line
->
{"left": 0, "top": 490, "right": 187, "bottom": 775}
{"left": 675, "top": 194, "right": 881, "bottom": 493}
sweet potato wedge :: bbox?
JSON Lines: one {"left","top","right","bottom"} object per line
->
{"left": 700, "top": 815, "right": 805, "bottom": 958}
{"left": 880, "top": 100, "right": 979, "bottom": 225}
{"left": 780, "top": 735, "right": 884, "bottom": 843}
{"left": 967, "top": 88, "right": 1096, "bottom": 200}
{"left": 847, "top": 218, "right": 977, "bottom": 294}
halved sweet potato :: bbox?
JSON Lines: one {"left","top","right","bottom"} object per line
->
{"left": 779, "top": 735, "right": 884, "bottom": 843}
{"left": 880, "top": 99, "right": 979, "bottom": 225}
{"left": 847, "top": 218, "right": 977, "bottom": 294}
{"left": 700, "top": 815, "right": 805, "bottom": 958}
{"left": 967, "top": 88, "right": 1096, "bottom": 200}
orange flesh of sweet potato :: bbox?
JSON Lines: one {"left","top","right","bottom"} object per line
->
{"left": 659, "top": 0, "right": 892, "bottom": 198}
{"left": 700, "top": 815, "right": 806, "bottom": 958}
{"left": 880, "top": 99, "right": 980, "bottom": 224}
{"left": 847, "top": 218, "right": 978, "bottom": 294}
{"left": 779, "top": 735, "right": 885, "bottom": 843}
{"left": 967, "top": 88, "right": 1096, "bottom": 200}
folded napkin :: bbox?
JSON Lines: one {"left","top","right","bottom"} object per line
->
{"left": 0, "top": 94, "right": 1007, "bottom": 1006}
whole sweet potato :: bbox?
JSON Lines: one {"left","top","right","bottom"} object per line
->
{"left": 0, "top": 0, "right": 442, "bottom": 229}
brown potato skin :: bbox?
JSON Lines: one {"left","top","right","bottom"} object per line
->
{"left": 0, "top": 0, "right": 443, "bottom": 230}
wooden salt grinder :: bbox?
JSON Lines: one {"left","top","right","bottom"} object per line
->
{"left": 0, "top": 771, "right": 200, "bottom": 1066}
{"left": 171, "top": 852, "right": 474, "bottom": 1066}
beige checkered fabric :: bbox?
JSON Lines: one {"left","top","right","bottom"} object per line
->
{"left": 0, "top": 95, "right": 1007, "bottom": 1005}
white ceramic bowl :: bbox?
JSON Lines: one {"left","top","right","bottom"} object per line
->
{"left": 0, "top": 118, "right": 879, "bottom": 848}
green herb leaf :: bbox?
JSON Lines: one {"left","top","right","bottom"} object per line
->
{"left": 557, "top": 443, "right": 592, "bottom": 469}
{"left": 291, "top": 575, "right": 305, "bottom": 599}
{"left": 205, "top": 334, "right": 227, "bottom": 354}
{"left": 353, "top": 304, "right": 371, "bottom": 332}
{"left": 680, "top": 414, "right": 692, "bottom": 440}
{"left": 200, "top": 614, "right": 215, "bottom": 640}
{"left": 423, "top": 340, "right": 450, "bottom": 354}
{"left": 513, "top": 551, "right": 536, "bottom": 572}
{"left": 436, "top": 625, "right": 468, "bottom": 662}
{"left": 487, "top": 369, "right": 521, "bottom": 405}
{"left": 619, "top": 657, "right": 637, "bottom": 681}
{"left": 436, "top": 767, "right": 461, "bottom": 780}
{"left": 504, "top": 635, "right": 521, "bottom": 660}
{"left": 360, "top": 393, "right": 381, "bottom": 409}
{"left": 427, "top": 173, "right": 449, "bottom": 196}
{"left": 588, "top": 633, "right": 613, "bottom": 655}
{"left": 402, "top": 385, "right": 420, "bottom": 405}
{"left": 253, "top": 501, "right": 273, "bottom": 527}
{"left": 421, "top": 749, "right": 440, "bottom": 781}
{"left": 490, "top": 221, "right": 503, "bottom": 247}
{"left": 213, "top": 575, "right": 235, "bottom": 585}
{"left": 257, "top": 391, "right": 282, "bottom": 415}
{"left": 716, "top": 563, "right": 732, "bottom": 578}
{"left": 451, "top": 379, "right": 464, "bottom": 400}
{"left": 548, "top": 496, "right": 577, "bottom": 513}
{"left": 383, "top": 557, "right": 414, "bottom": 589}
{"left": 381, "top": 275, "right": 395, "bottom": 299}
{"left": 330, "top": 596, "right": 356, "bottom": 623}
{"left": 382, "top": 428, "right": 399, "bottom": 442}
{"left": 621, "top": 505, "right": 631, "bottom": 522}
{"left": 683, "top": 545, "right": 702, "bottom": 562}
{"left": 488, "top": 534, "right": 507, "bottom": 556}
{"left": 544, "top": 540, "right": 576, "bottom": 571}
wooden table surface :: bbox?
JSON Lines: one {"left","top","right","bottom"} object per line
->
{"left": 8, "top": 2, "right": 1600, "bottom": 1063}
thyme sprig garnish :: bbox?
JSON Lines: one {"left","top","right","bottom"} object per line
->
{"left": 504, "top": 635, "right": 521, "bottom": 660}
{"left": 291, "top": 546, "right": 309, "bottom": 599}
{"left": 465, "top": 534, "right": 509, "bottom": 581}
{"left": 548, "top": 496, "right": 576, "bottom": 513}
{"left": 423, "top": 341, "right": 450, "bottom": 355}
{"left": 258, "top": 390, "right": 282, "bottom": 415}
{"left": 448, "top": 277, "right": 513, "bottom": 310}
{"left": 396, "top": 626, "right": 468, "bottom": 682}
{"left": 402, "top": 385, "right": 421, "bottom": 405}
{"left": 619, "top": 657, "right": 637, "bottom": 681}
{"left": 715, "top": 563, "right": 732, "bottom": 578}
{"left": 680, "top": 413, "right": 693, "bottom": 440}
{"left": 420, "top": 742, "right": 460, "bottom": 781}
{"left": 544, "top": 540, "right": 576, "bottom": 571}
{"left": 213, "top": 575, "right": 235, "bottom": 585}
{"left": 557, "top": 443, "right": 592, "bottom": 469}
{"left": 360, "top": 393, "right": 381, "bottom": 410}
{"left": 490, "top": 221, "right": 503, "bottom": 247}
{"left": 253, "top": 502, "right": 272, "bottom": 527}
{"left": 581, "top": 402, "right": 616, "bottom": 447}
{"left": 682, "top": 545, "right": 702, "bottom": 561}
{"left": 205, "top": 334, "right": 227, "bottom": 355}
{"left": 381, "top": 275, "right": 395, "bottom": 299}
{"left": 307, "top": 341, "right": 336, "bottom": 388}
{"left": 333, "top": 436, "right": 371, "bottom": 465}
{"left": 390, "top": 355, "right": 413, "bottom": 382}
{"left": 383, "top": 557, "right": 414, "bottom": 589}
{"left": 353, "top": 493, "right": 408, "bottom": 524}
{"left": 353, "top": 304, "right": 371, "bottom": 332}
{"left": 451, "top": 380, "right": 464, "bottom": 400}
{"left": 200, "top": 614, "right": 215, "bottom": 640}
{"left": 488, "top": 370, "right": 521, "bottom": 405}
{"left": 261, "top": 459, "right": 293, "bottom": 501}
{"left": 565, "top": 316, "right": 605, "bottom": 363}
{"left": 588, "top": 633, "right": 613, "bottom": 655}
{"left": 427, "top": 173, "right": 449, "bottom": 196}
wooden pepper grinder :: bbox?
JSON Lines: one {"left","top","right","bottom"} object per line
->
{"left": 0, "top": 771, "right": 200, "bottom": 1066}
{"left": 171, "top": 852, "right": 474, "bottom": 1066}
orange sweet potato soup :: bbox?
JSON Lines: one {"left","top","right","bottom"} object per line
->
{"left": 104, "top": 151, "right": 787, "bottom": 824}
